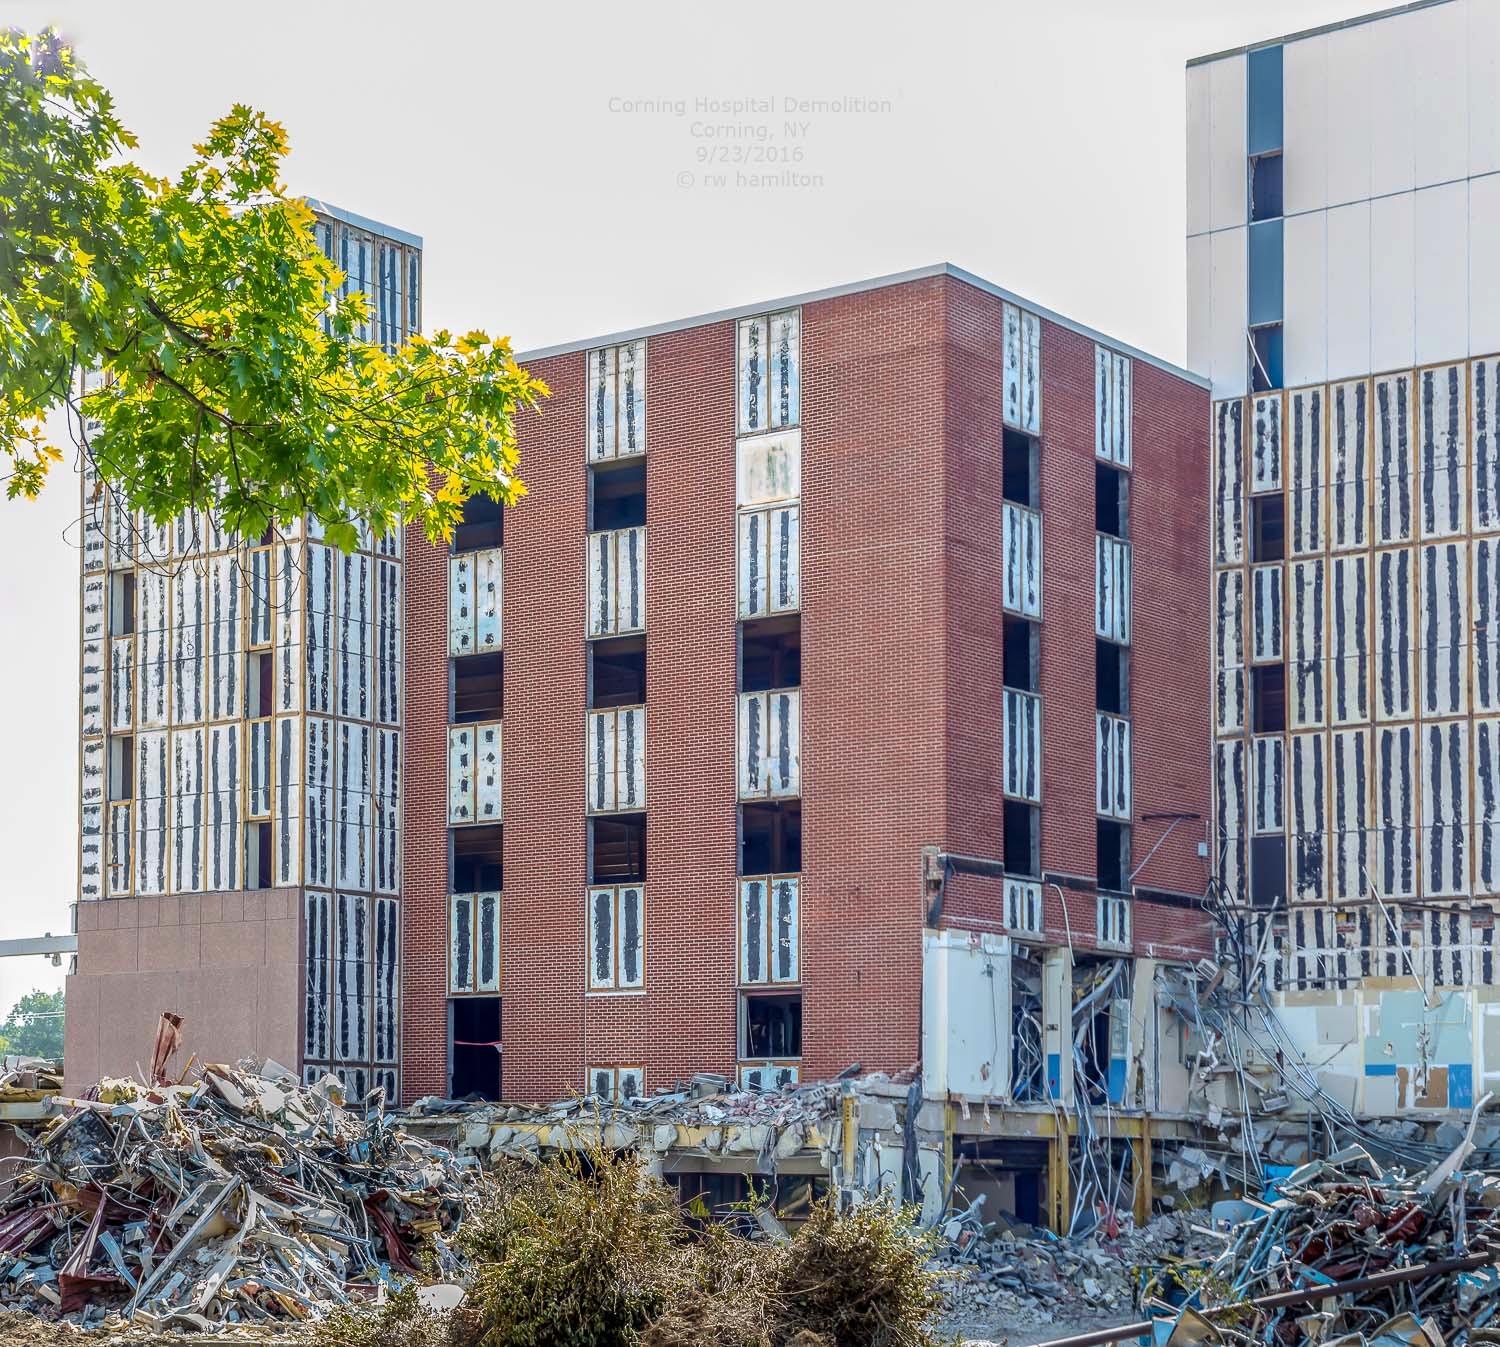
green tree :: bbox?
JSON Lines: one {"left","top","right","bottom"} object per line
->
{"left": 1, "top": 989, "right": 64, "bottom": 1061}
{"left": 0, "top": 29, "right": 545, "bottom": 547}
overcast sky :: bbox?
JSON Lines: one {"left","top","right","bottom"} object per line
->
{"left": 0, "top": 0, "right": 1364, "bottom": 1025}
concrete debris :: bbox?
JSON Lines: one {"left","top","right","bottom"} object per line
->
{"left": 932, "top": 1210, "right": 1209, "bottom": 1336}
{"left": 1028, "top": 1119, "right": 1500, "bottom": 1346}
{"left": 0, "top": 1062, "right": 482, "bottom": 1329}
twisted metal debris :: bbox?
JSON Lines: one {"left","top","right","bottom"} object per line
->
{"left": 1034, "top": 1105, "right": 1500, "bottom": 1346}
{"left": 0, "top": 1063, "right": 482, "bottom": 1330}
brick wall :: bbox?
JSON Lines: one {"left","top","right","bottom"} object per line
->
{"left": 799, "top": 278, "right": 949, "bottom": 1079}
{"left": 399, "top": 273, "right": 1215, "bottom": 1104}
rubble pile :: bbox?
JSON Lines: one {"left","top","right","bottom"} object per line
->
{"left": 0, "top": 1063, "right": 481, "bottom": 1330}
{"left": 932, "top": 1211, "right": 1205, "bottom": 1334}
{"left": 409, "top": 1070, "right": 874, "bottom": 1165}
{"left": 1133, "top": 1138, "right": 1500, "bottom": 1344}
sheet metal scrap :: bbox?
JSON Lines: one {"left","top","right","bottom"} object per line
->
{"left": 0, "top": 1063, "right": 482, "bottom": 1327}
{"left": 1132, "top": 1132, "right": 1500, "bottom": 1346}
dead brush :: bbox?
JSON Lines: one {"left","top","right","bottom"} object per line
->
{"left": 774, "top": 1196, "right": 944, "bottom": 1347}
{"left": 308, "top": 1138, "right": 944, "bottom": 1347}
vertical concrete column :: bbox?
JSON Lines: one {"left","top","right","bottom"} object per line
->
{"left": 1130, "top": 956, "right": 1161, "bottom": 1110}
{"left": 1043, "top": 946, "right": 1074, "bottom": 1107}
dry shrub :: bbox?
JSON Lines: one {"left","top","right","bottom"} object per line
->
{"left": 775, "top": 1197, "right": 942, "bottom": 1347}
{"left": 455, "top": 1146, "right": 695, "bottom": 1347}
{"left": 309, "top": 1144, "right": 942, "bottom": 1347}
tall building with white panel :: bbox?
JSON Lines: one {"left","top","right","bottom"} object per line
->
{"left": 70, "top": 205, "right": 419, "bottom": 1099}
{"left": 1189, "top": 0, "right": 1500, "bottom": 1115}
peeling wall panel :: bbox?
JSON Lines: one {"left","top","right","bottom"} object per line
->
{"left": 80, "top": 575, "right": 106, "bottom": 739}
{"left": 247, "top": 547, "right": 272, "bottom": 649}
{"left": 1290, "top": 559, "right": 1327, "bottom": 728}
{"left": 768, "top": 311, "right": 800, "bottom": 431}
{"left": 475, "top": 721, "right": 502, "bottom": 822}
{"left": 475, "top": 890, "right": 500, "bottom": 994}
{"left": 587, "top": 527, "right": 646, "bottom": 637}
{"left": 1215, "top": 570, "right": 1246, "bottom": 734}
{"left": 618, "top": 339, "right": 647, "bottom": 454}
{"left": 588, "top": 885, "right": 645, "bottom": 991}
{"left": 1094, "top": 347, "right": 1131, "bottom": 467}
{"left": 107, "top": 802, "right": 131, "bottom": 896}
{"left": 205, "top": 722, "right": 239, "bottom": 892}
{"left": 1002, "top": 504, "right": 1042, "bottom": 618}
{"left": 1214, "top": 740, "right": 1247, "bottom": 903}
{"left": 247, "top": 718, "right": 271, "bottom": 818}
{"left": 304, "top": 890, "right": 331, "bottom": 1062}
{"left": 305, "top": 544, "right": 336, "bottom": 716}
{"left": 1289, "top": 387, "right": 1326, "bottom": 555}
{"left": 135, "top": 730, "right": 169, "bottom": 896}
{"left": 136, "top": 569, "right": 170, "bottom": 729}
{"left": 374, "top": 558, "right": 401, "bottom": 727}
{"left": 1096, "top": 713, "right": 1131, "bottom": 820}
{"left": 170, "top": 726, "right": 203, "bottom": 894}
{"left": 274, "top": 715, "right": 301, "bottom": 886}
{"left": 337, "top": 551, "right": 372, "bottom": 723}
{"left": 335, "top": 721, "right": 371, "bottom": 892}
{"left": 738, "top": 504, "right": 802, "bottom": 618}
{"left": 274, "top": 543, "right": 302, "bottom": 714}
{"left": 1376, "top": 548, "right": 1416, "bottom": 720}
{"left": 1250, "top": 564, "right": 1283, "bottom": 662}
{"left": 473, "top": 548, "right": 502, "bottom": 653}
{"left": 1214, "top": 400, "right": 1246, "bottom": 566}
{"left": 737, "top": 875, "right": 798, "bottom": 984}
{"left": 1251, "top": 393, "right": 1283, "bottom": 493}
{"left": 736, "top": 429, "right": 801, "bottom": 507}
{"left": 448, "top": 725, "right": 475, "bottom": 825}
{"left": 585, "top": 706, "right": 646, "bottom": 813}
{"left": 1003, "top": 689, "right": 1041, "bottom": 803}
{"left": 587, "top": 347, "right": 619, "bottom": 461}
{"left": 205, "top": 552, "right": 241, "bottom": 723}
{"left": 80, "top": 459, "right": 105, "bottom": 574}
{"left": 1419, "top": 362, "right": 1468, "bottom": 539}
{"left": 334, "top": 891, "right": 370, "bottom": 1064}
{"left": 109, "top": 636, "right": 133, "bottom": 733}
{"left": 1290, "top": 731, "right": 1327, "bottom": 903}
{"left": 587, "top": 886, "right": 615, "bottom": 989}
{"left": 1252, "top": 734, "right": 1285, "bottom": 835}
{"left": 1095, "top": 536, "right": 1131, "bottom": 644}
{"left": 738, "top": 314, "right": 799, "bottom": 437}
{"left": 1419, "top": 540, "right": 1469, "bottom": 717}
{"left": 1330, "top": 379, "right": 1370, "bottom": 550}
{"left": 305, "top": 716, "right": 334, "bottom": 889}
{"left": 170, "top": 568, "right": 204, "bottom": 726}
{"left": 1374, "top": 372, "right": 1416, "bottom": 544}
{"left": 1003, "top": 304, "right": 1041, "bottom": 435}
{"left": 373, "top": 897, "right": 400, "bottom": 1062}
{"left": 1423, "top": 718, "right": 1471, "bottom": 897}
{"left": 374, "top": 727, "right": 400, "bottom": 894}
{"left": 79, "top": 803, "right": 103, "bottom": 901}
{"left": 1330, "top": 553, "right": 1370, "bottom": 724}
{"left": 1331, "top": 729, "right": 1370, "bottom": 902}
{"left": 448, "top": 554, "right": 474, "bottom": 656}
{"left": 1476, "top": 538, "right": 1500, "bottom": 712}
{"left": 1376, "top": 724, "right": 1418, "bottom": 899}
{"left": 449, "top": 892, "right": 474, "bottom": 993}
{"left": 80, "top": 738, "right": 103, "bottom": 811}
{"left": 104, "top": 488, "right": 133, "bottom": 570}
{"left": 1475, "top": 718, "right": 1500, "bottom": 895}
{"left": 1474, "top": 357, "right": 1500, "bottom": 532}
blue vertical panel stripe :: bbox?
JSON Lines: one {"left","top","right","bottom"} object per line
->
{"left": 1247, "top": 45, "right": 1283, "bottom": 156}
{"left": 1248, "top": 219, "right": 1284, "bottom": 328}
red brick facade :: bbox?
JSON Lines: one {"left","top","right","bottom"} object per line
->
{"left": 400, "top": 271, "right": 1213, "bottom": 1105}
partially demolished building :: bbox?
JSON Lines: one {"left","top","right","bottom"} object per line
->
{"left": 68, "top": 255, "right": 1220, "bottom": 1230}
{"left": 1189, "top": 0, "right": 1500, "bottom": 1117}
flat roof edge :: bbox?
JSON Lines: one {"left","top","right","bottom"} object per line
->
{"left": 517, "top": 262, "right": 1208, "bottom": 388}
{"left": 1187, "top": 0, "right": 1455, "bottom": 66}
{"left": 305, "top": 198, "right": 423, "bottom": 250}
